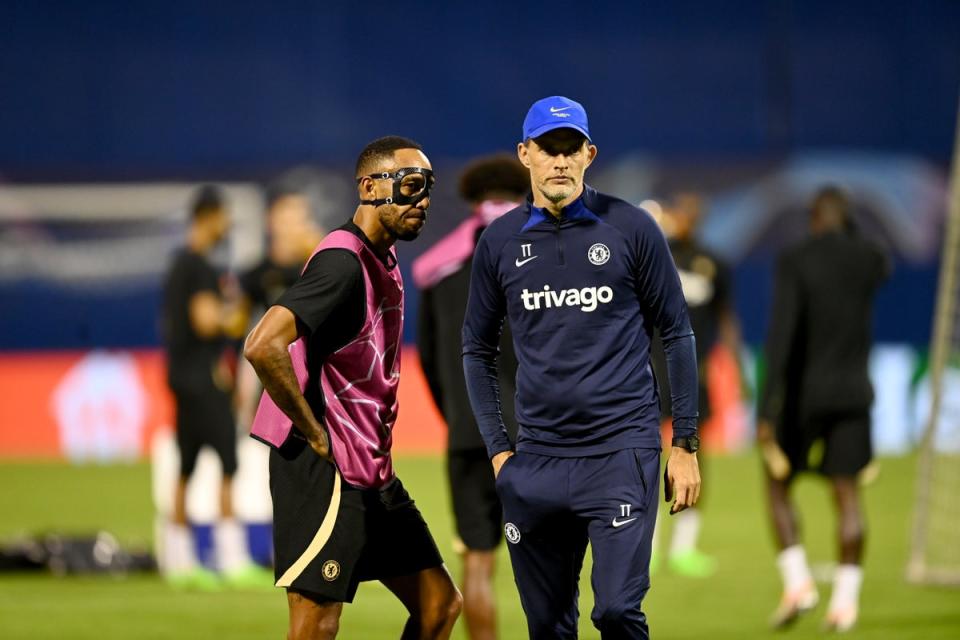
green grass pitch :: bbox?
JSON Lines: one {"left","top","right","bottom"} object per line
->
{"left": 0, "top": 452, "right": 957, "bottom": 639}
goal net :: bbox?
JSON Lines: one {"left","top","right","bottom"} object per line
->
{"left": 907, "top": 100, "right": 960, "bottom": 586}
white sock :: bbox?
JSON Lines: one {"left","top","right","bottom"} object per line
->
{"left": 164, "top": 522, "right": 197, "bottom": 574}
{"left": 777, "top": 545, "right": 814, "bottom": 593}
{"left": 829, "top": 564, "right": 863, "bottom": 612}
{"left": 669, "top": 508, "right": 701, "bottom": 556}
{"left": 215, "top": 518, "right": 251, "bottom": 573}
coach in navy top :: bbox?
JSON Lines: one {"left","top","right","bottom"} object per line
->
{"left": 463, "top": 96, "right": 701, "bottom": 639}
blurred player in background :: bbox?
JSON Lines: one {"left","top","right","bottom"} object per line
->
{"left": 414, "top": 154, "right": 528, "bottom": 640}
{"left": 235, "top": 184, "right": 325, "bottom": 430}
{"left": 241, "top": 184, "right": 324, "bottom": 318}
{"left": 245, "top": 136, "right": 461, "bottom": 640}
{"left": 758, "top": 186, "right": 890, "bottom": 632}
{"left": 463, "top": 96, "right": 701, "bottom": 639}
{"left": 161, "top": 185, "right": 264, "bottom": 589}
{"left": 650, "top": 192, "right": 741, "bottom": 578}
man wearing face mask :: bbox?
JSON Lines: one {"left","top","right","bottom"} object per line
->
{"left": 463, "top": 98, "right": 701, "bottom": 639}
{"left": 245, "top": 136, "right": 462, "bottom": 640}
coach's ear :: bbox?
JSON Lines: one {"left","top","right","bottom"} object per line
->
{"left": 584, "top": 143, "right": 598, "bottom": 168}
{"left": 517, "top": 141, "right": 531, "bottom": 168}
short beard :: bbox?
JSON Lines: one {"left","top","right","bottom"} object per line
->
{"left": 379, "top": 207, "right": 422, "bottom": 242}
{"left": 539, "top": 183, "right": 574, "bottom": 204}
{"left": 392, "top": 227, "right": 421, "bottom": 242}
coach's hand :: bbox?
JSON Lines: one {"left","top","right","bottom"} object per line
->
{"left": 664, "top": 448, "right": 701, "bottom": 515}
{"left": 491, "top": 451, "right": 514, "bottom": 479}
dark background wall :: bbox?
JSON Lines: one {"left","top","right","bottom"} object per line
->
{"left": 1, "top": 0, "right": 958, "bottom": 350}
{"left": 2, "top": 1, "right": 958, "bottom": 179}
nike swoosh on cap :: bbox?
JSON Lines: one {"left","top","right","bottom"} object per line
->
{"left": 549, "top": 106, "right": 573, "bottom": 113}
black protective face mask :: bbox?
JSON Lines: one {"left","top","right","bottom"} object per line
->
{"left": 358, "top": 167, "right": 435, "bottom": 207}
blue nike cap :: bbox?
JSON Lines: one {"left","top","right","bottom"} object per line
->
{"left": 522, "top": 96, "right": 591, "bottom": 142}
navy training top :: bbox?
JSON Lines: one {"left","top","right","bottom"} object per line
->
{"left": 462, "top": 185, "right": 698, "bottom": 459}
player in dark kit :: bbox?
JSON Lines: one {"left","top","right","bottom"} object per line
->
{"left": 244, "top": 137, "right": 461, "bottom": 640}
{"left": 235, "top": 185, "right": 325, "bottom": 430}
{"left": 240, "top": 185, "right": 324, "bottom": 313}
{"left": 650, "top": 192, "right": 740, "bottom": 578}
{"left": 758, "top": 186, "right": 889, "bottom": 632}
{"left": 463, "top": 97, "right": 701, "bottom": 639}
{"left": 414, "top": 154, "right": 528, "bottom": 640}
{"left": 161, "top": 185, "right": 263, "bottom": 589}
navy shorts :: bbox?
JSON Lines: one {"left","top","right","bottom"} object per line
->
{"left": 496, "top": 447, "right": 660, "bottom": 640}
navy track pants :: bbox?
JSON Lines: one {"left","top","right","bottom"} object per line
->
{"left": 496, "top": 447, "right": 660, "bottom": 639}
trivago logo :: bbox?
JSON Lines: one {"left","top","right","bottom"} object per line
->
{"left": 520, "top": 285, "right": 614, "bottom": 313}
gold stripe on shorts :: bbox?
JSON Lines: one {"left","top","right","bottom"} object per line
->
{"left": 276, "top": 469, "right": 342, "bottom": 588}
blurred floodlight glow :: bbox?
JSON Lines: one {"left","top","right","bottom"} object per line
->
{"left": 640, "top": 199, "right": 674, "bottom": 235}
{"left": 639, "top": 199, "right": 662, "bottom": 219}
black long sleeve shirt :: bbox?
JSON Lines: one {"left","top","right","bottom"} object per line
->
{"left": 759, "top": 230, "right": 890, "bottom": 428}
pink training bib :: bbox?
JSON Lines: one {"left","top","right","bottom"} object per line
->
{"left": 250, "top": 229, "right": 403, "bottom": 489}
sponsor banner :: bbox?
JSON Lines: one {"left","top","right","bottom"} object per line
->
{"left": 0, "top": 347, "right": 447, "bottom": 461}
{"left": 0, "top": 344, "right": 930, "bottom": 461}
{"left": 0, "top": 350, "right": 172, "bottom": 461}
